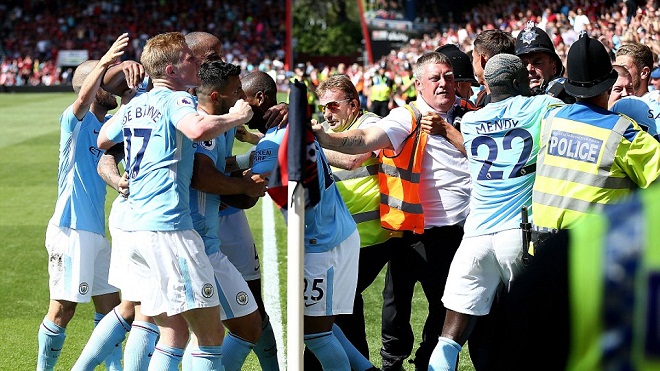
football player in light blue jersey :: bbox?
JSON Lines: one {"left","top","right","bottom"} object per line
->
{"left": 610, "top": 95, "right": 660, "bottom": 142}
{"left": 184, "top": 32, "right": 282, "bottom": 371}
{"left": 38, "top": 34, "right": 129, "bottom": 371}
{"left": 97, "top": 32, "right": 253, "bottom": 371}
{"left": 429, "top": 54, "right": 562, "bottom": 371}
{"left": 74, "top": 73, "right": 159, "bottom": 371}
{"left": 247, "top": 71, "right": 379, "bottom": 371}
{"left": 185, "top": 60, "right": 275, "bottom": 371}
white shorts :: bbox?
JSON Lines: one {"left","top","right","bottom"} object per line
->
{"left": 127, "top": 229, "right": 220, "bottom": 317}
{"left": 108, "top": 225, "right": 143, "bottom": 302}
{"left": 108, "top": 198, "right": 143, "bottom": 302}
{"left": 442, "top": 228, "right": 525, "bottom": 316}
{"left": 45, "top": 223, "right": 117, "bottom": 303}
{"left": 218, "top": 210, "right": 261, "bottom": 281}
{"left": 208, "top": 251, "right": 258, "bottom": 320}
{"left": 303, "top": 230, "right": 360, "bottom": 317}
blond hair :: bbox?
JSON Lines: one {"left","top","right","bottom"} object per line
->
{"left": 316, "top": 74, "right": 359, "bottom": 102}
{"left": 140, "top": 32, "right": 188, "bottom": 79}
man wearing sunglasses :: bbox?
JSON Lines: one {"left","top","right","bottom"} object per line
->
{"left": 303, "top": 74, "right": 402, "bottom": 370}
{"left": 313, "top": 52, "right": 475, "bottom": 370}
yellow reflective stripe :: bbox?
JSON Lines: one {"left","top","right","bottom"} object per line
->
{"left": 531, "top": 203, "right": 589, "bottom": 230}
{"left": 535, "top": 175, "right": 632, "bottom": 202}
{"left": 536, "top": 164, "right": 634, "bottom": 190}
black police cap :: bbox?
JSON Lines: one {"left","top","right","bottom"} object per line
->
{"left": 435, "top": 44, "right": 479, "bottom": 86}
{"left": 564, "top": 32, "right": 617, "bottom": 98}
{"left": 515, "top": 21, "right": 564, "bottom": 78}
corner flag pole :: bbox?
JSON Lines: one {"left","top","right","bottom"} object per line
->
{"left": 287, "top": 180, "right": 304, "bottom": 371}
{"left": 285, "top": 80, "right": 309, "bottom": 371}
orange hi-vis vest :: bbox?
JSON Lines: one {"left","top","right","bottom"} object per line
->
{"left": 378, "top": 102, "right": 426, "bottom": 234}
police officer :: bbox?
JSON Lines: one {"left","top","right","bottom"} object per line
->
{"left": 531, "top": 32, "right": 660, "bottom": 248}
{"left": 515, "top": 21, "right": 574, "bottom": 103}
{"left": 367, "top": 61, "right": 395, "bottom": 117}
{"left": 290, "top": 62, "right": 319, "bottom": 118}
{"left": 489, "top": 181, "right": 660, "bottom": 370}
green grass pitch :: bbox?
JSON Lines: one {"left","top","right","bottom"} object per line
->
{"left": 0, "top": 92, "right": 475, "bottom": 370}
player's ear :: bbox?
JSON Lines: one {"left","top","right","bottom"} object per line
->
{"left": 481, "top": 54, "right": 488, "bottom": 69}
{"left": 256, "top": 91, "right": 265, "bottom": 105}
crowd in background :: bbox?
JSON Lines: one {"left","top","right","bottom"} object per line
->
{"left": 2, "top": 0, "right": 660, "bottom": 89}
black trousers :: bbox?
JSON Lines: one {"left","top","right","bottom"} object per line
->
{"left": 303, "top": 236, "right": 400, "bottom": 370}
{"left": 370, "top": 100, "right": 391, "bottom": 118}
{"left": 380, "top": 225, "right": 463, "bottom": 370}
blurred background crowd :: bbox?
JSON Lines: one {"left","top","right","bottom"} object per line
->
{"left": 2, "top": 0, "right": 659, "bottom": 92}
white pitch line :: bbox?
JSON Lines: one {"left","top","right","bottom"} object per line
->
{"left": 261, "top": 195, "right": 286, "bottom": 370}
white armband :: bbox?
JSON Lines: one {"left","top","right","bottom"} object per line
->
{"left": 236, "top": 146, "right": 256, "bottom": 169}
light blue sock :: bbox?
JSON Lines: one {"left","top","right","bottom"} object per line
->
{"left": 125, "top": 321, "right": 159, "bottom": 371}
{"left": 37, "top": 317, "right": 66, "bottom": 371}
{"left": 149, "top": 344, "right": 183, "bottom": 371}
{"left": 72, "top": 309, "right": 129, "bottom": 371}
{"left": 428, "top": 337, "right": 462, "bottom": 371}
{"left": 332, "top": 324, "right": 374, "bottom": 371}
{"left": 192, "top": 345, "right": 224, "bottom": 371}
{"left": 221, "top": 332, "right": 254, "bottom": 371}
{"left": 304, "top": 331, "right": 350, "bottom": 371}
{"left": 181, "top": 342, "right": 195, "bottom": 371}
{"left": 253, "top": 315, "right": 279, "bottom": 370}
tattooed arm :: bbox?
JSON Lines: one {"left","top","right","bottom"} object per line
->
{"left": 311, "top": 119, "right": 393, "bottom": 154}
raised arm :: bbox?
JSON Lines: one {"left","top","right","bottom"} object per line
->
{"left": 72, "top": 33, "right": 129, "bottom": 120}
{"left": 102, "top": 59, "right": 146, "bottom": 97}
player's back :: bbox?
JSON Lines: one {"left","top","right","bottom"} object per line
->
{"left": 461, "top": 94, "right": 561, "bottom": 236}
{"left": 116, "top": 87, "right": 198, "bottom": 231}
{"left": 253, "top": 125, "right": 357, "bottom": 253}
{"left": 610, "top": 95, "right": 660, "bottom": 142}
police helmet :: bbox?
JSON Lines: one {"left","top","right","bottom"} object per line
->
{"left": 435, "top": 44, "right": 479, "bottom": 86}
{"left": 564, "top": 33, "right": 617, "bottom": 98}
{"left": 515, "top": 21, "right": 564, "bottom": 78}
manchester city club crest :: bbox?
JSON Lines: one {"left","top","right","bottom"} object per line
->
{"left": 200, "top": 139, "right": 216, "bottom": 151}
{"left": 202, "top": 283, "right": 214, "bottom": 298}
{"left": 236, "top": 291, "right": 249, "bottom": 305}
{"left": 521, "top": 21, "right": 538, "bottom": 45}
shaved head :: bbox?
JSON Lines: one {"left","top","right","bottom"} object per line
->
{"left": 185, "top": 31, "right": 223, "bottom": 62}
{"left": 72, "top": 60, "right": 99, "bottom": 93}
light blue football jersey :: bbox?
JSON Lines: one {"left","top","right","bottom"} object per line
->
{"left": 461, "top": 95, "right": 562, "bottom": 236}
{"left": 105, "top": 87, "right": 198, "bottom": 231}
{"left": 252, "top": 126, "right": 357, "bottom": 253}
{"left": 49, "top": 107, "right": 109, "bottom": 235}
{"left": 216, "top": 126, "right": 242, "bottom": 218}
{"left": 190, "top": 125, "right": 236, "bottom": 255}
{"left": 610, "top": 96, "right": 660, "bottom": 142}
{"left": 108, "top": 77, "right": 151, "bottom": 233}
